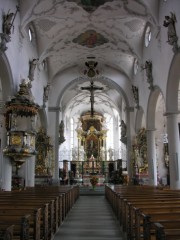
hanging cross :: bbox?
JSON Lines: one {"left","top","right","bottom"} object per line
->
{"left": 81, "top": 81, "right": 103, "bottom": 117}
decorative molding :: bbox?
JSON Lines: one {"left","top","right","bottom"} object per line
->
{"left": 48, "top": 107, "right": 61, "bottom": 112}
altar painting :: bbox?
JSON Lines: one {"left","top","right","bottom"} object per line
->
{"left": 86, "top": 134, "right": 99, "bottom": 158}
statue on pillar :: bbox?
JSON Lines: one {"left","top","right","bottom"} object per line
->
{"left": 108, "top": 147, "right": 114, "bottom": 161}
{"left": 132, "top": 85, "right": 139, "bottom": 108}
{"left": 59, "top": 120, "right": 66, "bottom": 144}
{"left": 163, "top": 12, "right": 179, "bottom": 52}
{"left": 28, "top": 58, "right": 39, "bottom": 82}
{"left": 43, "top": 84, "right": 50, "bottom": 106}
{"left": 120, "top": 120, "right": 127, "bottom": 144}
{"left": 120, "top": 120, "right": 126, "bottom": 138}
{"left": 0, "top": 6, "right": 19, "bottom": 54}
{"left": 141, "top": 60, "right": 154, "bottom": 90}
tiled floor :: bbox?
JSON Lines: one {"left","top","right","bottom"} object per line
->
{"left": 53, "top": 195, "right": 124, "bottom": 240}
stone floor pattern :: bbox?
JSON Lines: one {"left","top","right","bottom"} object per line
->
{"left": 53, "top": 195, "right": 123, "bottom": 240}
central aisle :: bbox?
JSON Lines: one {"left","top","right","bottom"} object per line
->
{"left": 53, "top": 195, "right": 123, "bottom": 240}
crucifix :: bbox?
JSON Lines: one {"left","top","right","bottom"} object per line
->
{"left": 81, "top": 81, "right": 103, "bottom": 117}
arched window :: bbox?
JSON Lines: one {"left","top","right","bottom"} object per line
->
{"left": 27, "top": 24, "right": 36, "bottom": 45}
{"left": 134, "top": 58, "right": 139, "bottom": 75}
{"left": 144, "top": 25, "right": 152, "bottom": 47}
{"left": 28, "top": 28, "right": 32, "bottom": 42}
{"left": 70, "top": 118, "right": 74, "bottom": 149}
{"left": 106, "top": 115, "right": 114, "bottom": 149}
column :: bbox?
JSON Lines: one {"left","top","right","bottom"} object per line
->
{"left": 146, "top": 129, "right": 157, "bottom": 186}
{"left": 1, "top": 128, "right": 12, "bottom": 191}
{"left": 165, "top": 112, "right": 180, "bottom": 189}
{"left": 63, "top": 160, "right": 69, "bottom": 183}
{"left": 49, "top": 107, "right": 61, "bottom": 181}
{"left": 2, "top": 157, "right": 12, "bottom": 191}
{"left": 125, "top": 107, "right": 134, "bottom": 180}
{"left": 23, "top": 157, "right": 35, "bottom": 187}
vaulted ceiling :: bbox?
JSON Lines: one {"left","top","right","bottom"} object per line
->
{"left": 20, "top": 0, "right": 159, "bottom": 119}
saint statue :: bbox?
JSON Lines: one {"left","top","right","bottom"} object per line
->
{"left": 28, "top": 58, "right": 39, "bottom": 81}
{"left": 3, "top": 12, "right": 14, "bottom": 35}
{"left": 43, "top": 84, "right": 50, "bottom": 103}
{"left": 120, "top": 120, "right": 127, "bottom": 138}
{"left": 108, "top": 147, "right": 114, "bottom": 161}
{"left": 0, "top": 7, "right": 19, "bottom": 53}
{"left": 163, "top": 13, "right": 177, "bottom": 45}
{"left": 132, "top": 85, "right": 139, "bottom": 107}
{"left": 59, "top": 120, "right": 66, "bottom": 144}
{"left": 141, "top": 60, "right": 153, "bottom": 89}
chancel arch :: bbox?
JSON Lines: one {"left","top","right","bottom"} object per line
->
{"left": 56, "top": 75, "right": 130, "bottom": 185}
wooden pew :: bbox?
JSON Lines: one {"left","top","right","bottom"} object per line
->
{"left": 0, "top": 224, "right": 14, "bottom": 240}
{"left": 0, "top": 203, "right": 49, "bottom": 240}
{"left": 154, "top": 222, "right": 180, "bottom": 240}
{"left": 128, "top": 203, "right": 180, "bottom": 239}
{"left": 0, "top": 198, "right": 53, "bottom": 240}
{"left": 0, "top": 185, "right": 79, "bottom": 240}
{"left": 137, "top": 211, "right": 180, "bottom": 240}
{"left": 105, "top": 185, "right": 180, "bottom": 240}
{"left": 122, "top": 197, "right": 180, "bottom": 233}
{"left": 0, "top": 208, "right": 42, "bottom": 240}
{"left": 0, "top": 214, "right": 30, "bottom": 240}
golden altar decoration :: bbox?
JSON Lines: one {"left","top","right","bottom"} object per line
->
{"left": 74, "top": 111, "right": 108, "bottom": 177}
{"left": 78, "top": 111, "right": 108, "bottom": 161}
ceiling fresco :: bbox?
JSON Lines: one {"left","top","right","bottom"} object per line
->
{"left": 20, "top": 0, "right": 159, "bottom": 118}
{"left": 72, "top": 30, "right": 109, "bottom": 48}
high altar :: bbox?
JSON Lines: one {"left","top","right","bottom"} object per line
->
{"left": 72, "top": 111, "right": 108, "bottom": 184}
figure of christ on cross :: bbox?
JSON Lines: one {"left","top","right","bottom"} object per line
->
{"left": 81, "top": 81, "right": 103, "bottom": 117}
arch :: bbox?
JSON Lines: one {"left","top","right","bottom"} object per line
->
{"left": 135, "top": 106, "right": 145, "bottom": 133}
{"left": 147, "top": 86, "right": 164, "bottom": 130}
{"left": 166, "top": 53, "right": 180, "bottom": 113}
{"left": 0, "top": 54, "right": 14, "bottom": 99}
{"left": 56, "top": 76, "right": 132, "bottom": 111}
